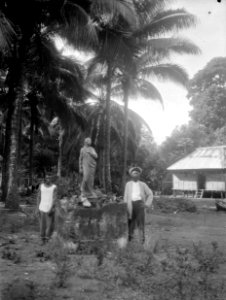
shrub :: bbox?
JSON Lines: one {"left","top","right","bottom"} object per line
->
{"left": 56, "top": 177, "right": 79, "bottom": 198}
{"left": 45, "top": 236, "right": 72, "bottom": 288}
{"left": 1, "top": 246, "right": 21, "bottom": 264}
{"left": 1, "top": 279, "right": 36, "bottom": 300}
{"left": 1, "top": 279, "right": 55, "bottom": 300}
{"left": 153, "top": 197, "right": 197, "bottom": 213}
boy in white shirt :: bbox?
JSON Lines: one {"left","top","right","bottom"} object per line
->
{"left": 36, "top": 174, "right": 57, "bottom": 244}
{"left": 124, "top": 167, "right": 153, "bottom": 243}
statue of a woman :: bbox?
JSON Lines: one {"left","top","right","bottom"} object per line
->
{"left": 79, "top": 137, "right": 98, "bottom": 207}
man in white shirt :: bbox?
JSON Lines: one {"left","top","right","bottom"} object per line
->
{"left": 36, "top": 174, "right": 57, "bottom": 244}
{"left": 124, "top": 167, "right": 153, "bottom": 243}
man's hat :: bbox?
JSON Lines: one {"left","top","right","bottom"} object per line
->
{"left": 129, "top": 166, "right": 142, "bottom": 176}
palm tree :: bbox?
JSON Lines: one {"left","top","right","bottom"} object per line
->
{"left": 87, "top": 1, "right": 200, "bottom": 193}
{"left": 27, "top": 92, "right": 39, "bottom": 187}
{"left": 111, "top": 1, "right": 200, "bottom": 190}
{"left": 87, "top": 5, "right": 139, "bottom": 192}
{"left": 0, "top": 1, "right": 97, "bottom": 205}
{"left": 0, "top": 0, "right": 142, "bottom": 207}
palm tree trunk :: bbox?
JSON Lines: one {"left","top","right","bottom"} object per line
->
{"left": 105, "top": 63, "right": 112, "bottom": 193}
{"left": 94, "top": 110, "right": 102, "bottom": 147}
{"left": 101, "top": 149, "right": 106, "bottom": 191}
{"left": 29, "top": 101, "right": 35, "bottom": 187}
{"left": 5, "top": 83, "right": 24, "bottom": 209}
{"left": 122, "top": 86, "right": 129, "bottom": 191}
{"left": 1, "top": 102, "right": 13, "bottom": 201}
{"left": 57, "top": 124, "right": 64, "bottom": 178}
{"left": 17, "top": 108, "right": 23, "bottom": 186}
{"left": 3, "top": 34, "right": 31, "bottom": 208}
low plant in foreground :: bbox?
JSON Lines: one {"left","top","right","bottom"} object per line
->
{"left": 1, "top": 246, "right": 21, "bottom": 263}
{"left": 46, "top": 236, "right": 72, "bottom": 288}
{"left": 1, "top": 278, "right": 55, "bottom": 300}
{"left": 1, "top": 279, "right": 36, "bottom": 300}
{"left": 91, "top": 240, "right": 225, "bottom": 300}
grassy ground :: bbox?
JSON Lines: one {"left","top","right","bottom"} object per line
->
{"left": 1, "top": 199, "right": 226, "bottom": 299}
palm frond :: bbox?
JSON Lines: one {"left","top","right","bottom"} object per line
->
{"left": 42, "top": 88, "right": 87, "bottom": 134}
{"left": 86, "top": 55, "right": 107, "bottom": 77}
{"left": 134, "top": 9, "right": 197, "bottom": 38}
{"left": 140, "top": 63, "right": 189, "bottom": 87}
{"left": 140, "top": 37, "right": 201, "bottom": 60}
{"left": 27, "top": 34, "right": 86, "bottom": 101}
{"left": 135, "top": 79, "right": 163, "bottom": 106}
{"left": 0, "top": 12, "right": 16, "bottom": 51}
{"left": 128, "top": 109, "right": 153, "bottom": 135}
{"left": 133, "top": 0, "right": 168, "bottom": 24}
{"left": 111, "top": 83, "right": 123, "bottom": 98}
{"left": 59, "top": 1, "right": 98, "bottom": 50}
{"left": 91, "top": 0, "right": 138, "bottom": 29}
{"left": 86, "top": 72, "right": 108, "bottom": 89}
{"left": 97, "top": 28, "right": 136, "bottom": 67}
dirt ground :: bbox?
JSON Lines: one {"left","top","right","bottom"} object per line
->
{"left": 1, "top": 199, "right": 226, "bottom": 300}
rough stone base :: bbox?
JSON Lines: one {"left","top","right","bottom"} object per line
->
{"left": 57, "top": 203, "right": 128, "bottom": 251}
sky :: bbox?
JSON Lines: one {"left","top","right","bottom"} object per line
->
{"left": 56, "top": 0, "right": 226, "bottom": 145}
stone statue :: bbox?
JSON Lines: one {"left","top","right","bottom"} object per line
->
{"left": 79, "top": 137, "right": 98, "bottom": 207}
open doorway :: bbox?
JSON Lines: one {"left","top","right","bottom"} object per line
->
{"left": 197, "top": 173, "right": 206, "bottom": 190}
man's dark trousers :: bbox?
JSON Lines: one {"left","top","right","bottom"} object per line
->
{"left": 128, "top": 200, "right": 145, "bottom": 243}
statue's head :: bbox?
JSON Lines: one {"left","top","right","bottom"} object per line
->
{"left": 84, "top": 137, "right": 92, "bottom": 146}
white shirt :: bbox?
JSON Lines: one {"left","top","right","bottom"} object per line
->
{"left": 131, "top": 181, "right": 141, "bottom": 201}
{"left": 39, "top": 184, "right": 56, "bottom": 213}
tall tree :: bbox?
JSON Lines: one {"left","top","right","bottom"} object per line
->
{"left": 112, "top": 0, "right": 200, "bottom": 190}
{"left": 1, "top": 0, "right": 144, "bottom": 206}
{"left": 188, "top": 57, "right": 226, "bottom": 132}
{"left": 0, "top": 0, "right": 118, "bottom": 206}
{"left": 87, "top": 1, "right": 138, "bottom": 192}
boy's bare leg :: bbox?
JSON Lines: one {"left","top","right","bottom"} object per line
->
{"left": 40, "top": 212, "right": 47, "bottom": 244}
{"left": 46, "top": 212, "right": 55, "bottom": 241}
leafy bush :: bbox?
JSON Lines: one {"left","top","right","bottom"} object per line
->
{"left": 56, "top": 177, "right": 79, "bottom": 198}
{"left": 153, "top": 197, "right": 197, "bottom": 213}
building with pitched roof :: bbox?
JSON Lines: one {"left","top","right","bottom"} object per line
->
{"left": 167, "top": 146, "right": 226, "bottom": 198}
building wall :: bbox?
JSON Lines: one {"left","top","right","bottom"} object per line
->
{"left": 172, "top": 171, "right": 226, "bottom": 191}
{"left": 205, "top": 173, "right": 225, "bottom": 191}
{"left": 173, "top": 173, "right": 197, "bottom": 191}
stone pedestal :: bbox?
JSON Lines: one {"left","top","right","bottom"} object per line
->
{"left": 57, "top": 203, "right": 128, "bottom": 250}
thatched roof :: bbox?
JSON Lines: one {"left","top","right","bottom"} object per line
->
{"left": 167, "top": 146, "right": 226, "bottom": 171}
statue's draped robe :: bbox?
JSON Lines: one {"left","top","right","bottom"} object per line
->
{"left": 79, "top": 146, "right": 97, "bottom": 198}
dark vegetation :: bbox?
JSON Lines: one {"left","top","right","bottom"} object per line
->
{"left": 153, "top": 197, "right": 197, "bottom": 213}
{"left": 0, "top": 0, "right": 201, "bottom": 207}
